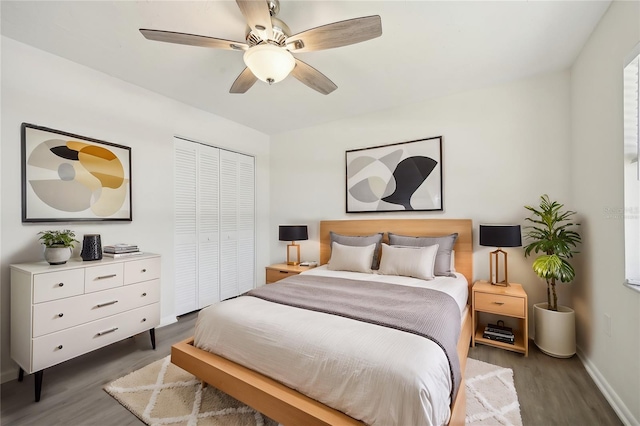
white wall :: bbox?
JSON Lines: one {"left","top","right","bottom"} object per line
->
{"left": 570, "top": 1, "right": 640, "bottom": 424}
{"left": 0, "top": 37, "right": 270, "bottom": 383}
{"left": 270, "top": 70, "right": 573, "bottom": 327}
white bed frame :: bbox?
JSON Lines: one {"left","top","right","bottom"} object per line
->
{"left": 171, "top": 218, "right": 474, "bottom": 426}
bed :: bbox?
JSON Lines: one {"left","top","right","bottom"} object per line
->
{"left": 171, "top": 219, "right": 473, "bottom": 426}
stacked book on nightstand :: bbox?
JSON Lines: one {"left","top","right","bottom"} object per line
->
{"left": 483, "top": 323, "right": 515, "bottom": 345}
{"left": 103, "top": 244, "right": 142, "bottom": 258}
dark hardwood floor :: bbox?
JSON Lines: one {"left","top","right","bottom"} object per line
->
{"left": 1, "top": 312, "right": 622, "bottom": 425}
{"left": 468, "top": 344, "right": 622, "bottom": 426}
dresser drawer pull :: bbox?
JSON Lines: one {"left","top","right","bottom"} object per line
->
{"left": 493, "top": 301, "right": 505, "bottom": 306}
{"left": 97, "top": 327, "right": 119, "bottom": 336}
{"left": 58, "top": 313, "right": 64, "bottom": 317}
{"left": 142, "top": 269, "right": 147, "bottom": 273}
{"left": 58, "top": 282, "right": 64, "bottom": 287}
{"left": 142, "top": 292, "right": 147, "bottom": 297}
{"left": 278, "top": 270, "right": 289, "bottom": 274}
{"left": 96, "top": 300, "right": 119, "bottom": 308}
{"left": 142, "top": 318, "right": 147, "bottom": 322}
{"left": 57, "top": 345, "right": 63, "bottom": 350}
{"left": 96, "top": 274, "right": 117, "bottom": 280}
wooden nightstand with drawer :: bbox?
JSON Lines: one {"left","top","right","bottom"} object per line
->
{"left": 472, "top": 280, "right": 528, "bottom": 356}
{"left": 265, "top": 263, "right": 316, "bottom": 284}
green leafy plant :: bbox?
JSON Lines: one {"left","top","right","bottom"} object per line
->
{"left": 523, "top": 195, "right": 582, "bottom": 311}
{"left": 38, "top": 230, "right": 79, "bottom": 248}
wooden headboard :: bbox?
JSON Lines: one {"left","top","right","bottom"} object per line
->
{"left": 319, "top": 219, "right": 473, "bottom": 285}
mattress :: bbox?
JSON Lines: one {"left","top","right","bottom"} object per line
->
{"left": 194, "top": 268, "right": 469, "bottom": 426}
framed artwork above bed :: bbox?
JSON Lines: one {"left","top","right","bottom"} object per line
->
{"left": 345, "top": 136, "right": 443, "bottom": 213}
{"left": 21, "top": 123, "right": 132, "bottom": 222}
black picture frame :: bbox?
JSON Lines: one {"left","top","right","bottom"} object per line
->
{"left": 345, "top": 136, "right": 443, "bottom": 213}
{"left": 21, "top": 123, "right": 133, "bottom": 222}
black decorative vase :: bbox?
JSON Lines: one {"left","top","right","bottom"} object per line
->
{"left": 81, "top": 234, "right": 102, "bottom": 261}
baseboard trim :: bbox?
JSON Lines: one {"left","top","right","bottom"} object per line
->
{"left": 1, "top": 369, "right": 18, "bottom": 385}
{"left": 159, "top": 315, "right": 178, "bottom": 328}
{"left": 577, "top": 346, "right": 638, "bottom": 426}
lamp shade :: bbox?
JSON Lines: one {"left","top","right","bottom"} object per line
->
{"left": 279, "top": 225, "right": 308, "bottom": 242}
{"left": 479, "top": 225, "right": 522, "bottom": 247}
{"left": 243, "top": 44, "right": 295, "bottom": 84}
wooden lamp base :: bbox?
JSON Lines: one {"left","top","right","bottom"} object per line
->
{"left": 286, "top": 242, "right": 301, "bottom": 266}
{"left": 489, "top": 248, "right": 510, "bottom": 286}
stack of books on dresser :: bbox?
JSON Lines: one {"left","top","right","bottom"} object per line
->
{"left": 103, "top": 244, "right": 142, "bottom": 258}
{"left": 483, "top": 323, "right": 515, "bottom": 344}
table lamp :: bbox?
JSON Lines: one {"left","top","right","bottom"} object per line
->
{"left": 279, "top": 225, "right": 308, "bottom": 265}
{"left": 479, "top": 224, "right": 522, "bottom": 286}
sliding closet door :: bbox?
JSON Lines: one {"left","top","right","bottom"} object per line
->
{"left": 174, "top": 139, "right": 198, "bottom": 315}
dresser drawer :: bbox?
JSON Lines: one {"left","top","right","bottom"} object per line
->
{"left": 85, "top": 263, "right": 124, "bottom": 293}
{"left": 32, "top": 303, "right": 160, "bottom": 372}
{"left": 124, "top": 257, "right": 160, "bottom": 284}
{"left": 32, "top": 279, "right": 161, "bottom": 337}
{"left": 266, "top": 268, "right": 299, "bottom": 283}
{"left": 33, "top": 270, "right": 84, "bottom": 303}
{"left": 475, "top": 292, "right": 525, "bottom": 317}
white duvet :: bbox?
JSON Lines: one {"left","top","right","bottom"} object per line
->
{"left": 194, "top": 267, "right": 469, "bottom": 426}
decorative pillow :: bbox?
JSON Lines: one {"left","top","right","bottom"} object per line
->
{"left": 388, "top": 233, "right": 458, "bottom": 277}
{"left": 327, "top": 242, "right": 376, "bottom": 273}
{"left": 377, "top": 243, "right": 439, "bottom": 281}
{"left": 330, "top": 231, "right": 384, "bottom": 270}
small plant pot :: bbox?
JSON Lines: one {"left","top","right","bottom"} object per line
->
{"left": 44, "top": 246, "right": 72, "bottom": 265}
{"left": 533, "top": 303, "right": 576, "bottom": 358}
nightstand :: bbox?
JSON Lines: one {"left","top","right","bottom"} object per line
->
{"left": 265, "top": 263, "right": 317, "bottom": 284}
{"left": 472, "top": 280, "right": 528, "bottom": 356}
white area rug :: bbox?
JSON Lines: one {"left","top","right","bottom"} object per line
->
{"left": 105, "top": 356, "right": 522, "bottom": 426}
{"left": 465, "top": 358, "right": 523, "bottom": 425}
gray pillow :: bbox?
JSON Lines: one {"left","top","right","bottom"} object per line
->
{"left": 330, "top": 231, "right": 384, "bottom": 270}
{"left": 388, "top": 232, "right": 459, "bottom": 277}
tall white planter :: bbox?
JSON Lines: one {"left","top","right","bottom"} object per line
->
{"left": 533, "top": 303, "right": 576, "bottom": 358}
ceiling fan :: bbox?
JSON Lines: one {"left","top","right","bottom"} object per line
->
{"left": 140, "top": 0, "right": 382, "bottom": 95}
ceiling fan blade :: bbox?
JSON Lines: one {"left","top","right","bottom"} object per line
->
{"left": 235, "top": 0, "right": 273, "bottom": 41}
{"left": 140, "top": 29, "right": 248, "bottom": 51}
{"left": 291, "top": 59, "right": 337, "bottom": 95}
{"left": 286, "top": 15, "right": 382, "bottom": 53}
{"left": 230, "top": 67, "right": 258, "bottom": 94}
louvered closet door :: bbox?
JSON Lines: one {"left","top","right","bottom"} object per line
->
{"left": 198, "top": 144, "right": 220, "bottom": 309}
{"left": 237, "top": 154, "right": 255, "bottom": 293}
{"left": 219, "top": 150, "right": 239, "bottom": 300}
{"left": 174, "top": 138, "right": 198, "bottom": 315}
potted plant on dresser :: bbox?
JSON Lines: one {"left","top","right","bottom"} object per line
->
{"left": 523, "top": 195, "right": 582, "bottom": 358}
{"left": 38, "top": 229, "right": 79, "bottom": 265}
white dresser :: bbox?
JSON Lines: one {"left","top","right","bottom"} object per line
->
{"left": 10, "top": 253, "right": 161, "bottom": 401}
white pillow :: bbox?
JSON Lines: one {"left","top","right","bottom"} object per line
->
{"left": 327, "top": 241, "right": 376, "bottom": 273}
{"left": 377, "top": 243, "right": 439, "bottom": 280}
{"left": 450, "top": 250, "right": 456, "bottom": 273}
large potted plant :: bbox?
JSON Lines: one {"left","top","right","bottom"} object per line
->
{"left": 38, "top": 230, "right": 79, "bottom": 265}
{"left": 523, "top": 195, "right": 582, "bottom": 358}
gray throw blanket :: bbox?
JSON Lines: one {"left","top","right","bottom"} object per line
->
{"left": 246, "top": 274, "right": 462, "bottom": 402}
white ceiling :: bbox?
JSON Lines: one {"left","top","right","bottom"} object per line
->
{"left": 1, "top": 1, "right": 610, "bottom": 135}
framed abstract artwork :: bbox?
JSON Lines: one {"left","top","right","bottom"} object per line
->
{"left": 346, "top": 136, "right": 443, "bottom": 213}
{"left": 21, "top": 123, "right": 132, "bottom": 222}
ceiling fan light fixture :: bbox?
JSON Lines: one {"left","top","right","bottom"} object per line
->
{"left": 243, "top": 44, "right": 295, "bottom": 84}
